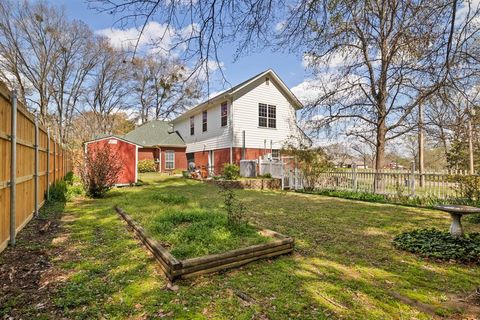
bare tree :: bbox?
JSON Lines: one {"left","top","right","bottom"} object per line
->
{"left": 86, "top": 39, "right": 132, "bottom": 134}
{"left": 0, "top": 0, "right": 64, "bottom": 124}
{"left": 50, "top": 20, "right": 99, "bottom": 142}
{"left": 132, "top": 55, "right": 200, "bottom": 123}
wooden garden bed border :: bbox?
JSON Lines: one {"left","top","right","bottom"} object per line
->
{"left": 114, "top": 206, "right": 294, "bottom": 281}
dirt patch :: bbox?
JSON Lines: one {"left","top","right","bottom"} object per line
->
{"left": 0, "top": 205, "right": 71, "bottom": 319}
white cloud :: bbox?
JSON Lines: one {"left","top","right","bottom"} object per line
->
{"left": 96, "top": 22, "right": 175, "bottom": 55}
{"left": 275, "top": 20, "right": 286, "bottom": 33}
{"left": 291, "top": 78, "right": 323, "bottom": 104}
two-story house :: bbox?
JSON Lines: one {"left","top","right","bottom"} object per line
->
{"left": 86, "top": 69, "right": 304, "bottom": 177}
{"left": 172, "top": 69, "right": 303, "bottom": 174}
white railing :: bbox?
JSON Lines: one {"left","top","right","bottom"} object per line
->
{"left": 317, "top": 166, "right": 478, "bottom": 199}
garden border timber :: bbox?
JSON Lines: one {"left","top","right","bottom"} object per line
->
{"left": 114, "top": 206, "right": 294, "bottom": 281}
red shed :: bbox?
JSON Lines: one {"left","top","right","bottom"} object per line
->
{"left": 84, "top": 135, "right": 141, "bottom": 185}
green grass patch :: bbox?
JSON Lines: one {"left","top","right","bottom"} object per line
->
{"left": 393, "top": 228, "right": 480, "bottom": 263}
{"left": 149, "top": 208, "right": 269, "bottom": 259}
{"left": 302, "top": 189, "right": 480, "bottom": 208}
{"left": 151, "top": 193, "right": 188, "bottom": 205}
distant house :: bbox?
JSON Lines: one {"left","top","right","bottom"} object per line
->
{"left": 85, "top": 69, "right": 306, "bottom": 176}
{"left": 171, "top": 69, "right": 304, "bottom": 174}
{"left": 124, "top": 121, "right": 187, "bottom": 172}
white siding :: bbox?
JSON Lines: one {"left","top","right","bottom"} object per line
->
{"left": 173, "top": 101, "right": 232, "bottom": 153}
{"left": 232, "top": 77, "right": 299, "bottom": 150}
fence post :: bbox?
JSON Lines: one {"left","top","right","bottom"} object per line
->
{"left": 9, "top": 90, "right": 17, "bottom": 246}
{"left": 53, "top": 137, "right": 56, "bottom": 183}
{"left": 280, "top": 158, "right": 284, "bottom": 190}
{"left": 352, "top": 164, "right": 358, "bottom": 192}
{"left": 410, "top": 161, "right": 416, "bottom": 197}
{"left": 46, "top": 128, "right": 50, "bottom": 201}
{"left": 34, "top": 115, "right": 39, "bottom": 216}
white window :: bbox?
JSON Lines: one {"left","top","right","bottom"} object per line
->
{"left": 259, "top": 103, "right": 276, "bottom": 128}
{"left": 165, "top": 150, "right": 175, "bottom": 170}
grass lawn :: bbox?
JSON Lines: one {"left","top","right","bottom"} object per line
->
{"left": 3, "top": 172, "right": 480, "bottom": 319}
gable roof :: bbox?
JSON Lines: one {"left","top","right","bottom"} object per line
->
{"left": 84, "top": 134, "right": 142, "bottom": 146}
{"left": 124, "top": 120, "right": 185, "bottom": 147}
{"left": 173, "top": 69, "right": 303, "bottom": 122}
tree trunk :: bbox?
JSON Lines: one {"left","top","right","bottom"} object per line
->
{"left": 374, "top": 119, "right": 386, "bottom": 193}
{"left": 468, "top": 115, "right": 475, "bottom": 174}
{"left": 418, "top": 103, "right": 425, "bottom": 186}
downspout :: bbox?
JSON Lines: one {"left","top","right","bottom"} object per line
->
{"left": 157, "top": 146, "right": 162, "bottom": 172}
{"left": 230, "top": 97, "right": 234, "bottom": 164}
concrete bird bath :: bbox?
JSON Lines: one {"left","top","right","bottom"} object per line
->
{"left": 434, "top": 205, "right": 480, "bottom": 238}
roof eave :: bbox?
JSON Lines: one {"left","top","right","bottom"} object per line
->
{"left": 172, "top": 93, "right": 232, "bottom": 123}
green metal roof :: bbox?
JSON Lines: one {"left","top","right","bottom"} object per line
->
{"left": 124, "top": 120, "right": 185, "bottom": 147}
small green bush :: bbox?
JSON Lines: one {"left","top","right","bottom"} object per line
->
{"left": 453, "top": 175, "right": 480, "bottom": 203}
{"left": 138, "top": 159, "right": 157, "bottom": 173}
{"left": 223, "top": 163, "right": 240, "bottom": 180}
{"left": 49, "top": 181, "right": 67, "bottom": 202}
{"left": 152, "top": 193, "right": 188, "bottom": 205}
{"left": 220, "top": 184, "right": 246, "bottom": 227}
{"left": 467, "top": 214, "right": 480, "bottom": 224}
{"left": 259, "top": 173, "right": 272, "bottom": 179}
{"left": 64, "top": 171, "right": 74, "bottom": 185}
{"left": 393, "top": 228, "right": 480, "bottom": 263}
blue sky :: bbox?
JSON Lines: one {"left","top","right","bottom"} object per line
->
{"left": 54, "top": 0, "right": 308, "bottom": 92}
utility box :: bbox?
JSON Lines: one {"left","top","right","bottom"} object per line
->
{"left": 240, "top": 160, "right": 257, "bottom": 177}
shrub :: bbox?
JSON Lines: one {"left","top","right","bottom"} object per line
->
{"left": 282, "top": 137, "right": 330, "bottom": 191}
{"left": 453, "top": 175, "right": 480, "bottom": 204}
{"left": 393, "top": 228, "right": 480, "bottom": 263}
{"left": 220, "top": 184, "right": 246, "bottom": 227}
{"left": 79, "top": 146, "right": 123, "bottom": 198}
{"left": 49, "top": 181, "right": 67, "bottom": 202}
{"left": 138, "top": 159, "right": 157, "bottom": 173}
{"left": 259, "top": 173, "right": 272, "bottom": 179}
{"left": 64, "top": 171, "right": 74, "bottom": 185}
{"left": 223, "top": 163, "right": 240, "bottom": 180}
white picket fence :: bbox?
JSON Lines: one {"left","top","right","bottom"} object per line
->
{"left": 259, "top": 157, "right": 303, "bottom": 190}
{"left": 317, "top": 166, "right": 478, "bottom": 199}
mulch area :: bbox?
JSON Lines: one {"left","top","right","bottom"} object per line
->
{"left": 0, "top": 208, "right": 68, "bottom": 319}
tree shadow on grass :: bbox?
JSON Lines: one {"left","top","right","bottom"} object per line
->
{"left": 24, "top": 179, "right": 480, "bottom": 319}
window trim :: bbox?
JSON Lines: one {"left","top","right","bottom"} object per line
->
{"left": 165, "top": 150, "right": 175, "bottom": 170}
{"left": 221, "top": 102, "right": 228, "bottom": 127}
{"left": 202, "top": 110, "right": 208, "bottom": 132}
{"left": 258, "top": 103, "right": 276, "bottom": 128}
{"left": 190, "top": 116, "right": 195, "bottom": 135}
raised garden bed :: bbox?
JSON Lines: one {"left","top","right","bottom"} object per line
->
{"left": 115, "top": 206, "right": 294, "bottom": 281}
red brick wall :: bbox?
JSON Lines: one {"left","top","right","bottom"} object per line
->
{"left": 193, "top": 151, "right": 209, "bottom": 169}
{"left": 192, "top": 147, "right": 268, "bottom": 175}
{"left": 160, "top": 147, "right": 187, "bottom": 171}
{"left": 138, "top": 147, "right": 158, "bottom": 161}
{"left": 86, "top": 138, "right": 137, "bottom": 184}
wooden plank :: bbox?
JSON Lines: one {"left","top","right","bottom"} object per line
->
{"left": 180, "top": 248, "right": 293, "bottom": 279}
{"left": 181, "top": 237, "right": 293, "bottom": 268}
{"left": 175, "top": 243, "right": 293, "bottom": 276}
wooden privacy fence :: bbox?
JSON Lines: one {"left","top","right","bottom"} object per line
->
{"left": 0, "top": 82, "right": 72, "bottom": 253}
{"left": 317, "top": 165, "right": 478, "bottom": 200}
